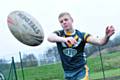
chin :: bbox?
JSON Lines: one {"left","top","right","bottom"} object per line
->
{"left": 64, "top": 29, "right": 71, "bottom": 32}
{"left": 63, "top": 27, "right": 69, "bottom": 30}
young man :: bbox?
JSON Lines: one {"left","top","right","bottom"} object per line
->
{"left": 47, "top": 12, "right": 115, "bottom": 80}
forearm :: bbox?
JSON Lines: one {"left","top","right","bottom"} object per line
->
{"left": 98, "top": 35, "right": 110, "bottom": 46}
{"left": 88, "top": 35, "right": 110, "bottom": 46}
{"left": 47, "top": 34, "right": 65, "bottom": 43}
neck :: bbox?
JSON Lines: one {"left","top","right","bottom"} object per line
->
{"left": 65, "top": 28, "right": 74, "bottom": 33}
{"left": 64, "top": 28, "right": 75, "bottom": 35}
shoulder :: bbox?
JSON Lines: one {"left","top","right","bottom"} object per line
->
{"left": 75, "top": 29, "right": 91, "bottom": 41}
{"left": 75, "top": 29, "right": 85, "bottom": 37}
{"left": 53, "top": 30, "right": 64, "bottom": 36}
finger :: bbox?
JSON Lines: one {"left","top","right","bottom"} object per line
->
{"left": 109, "top": 32, "right": 115, "bottom": 36}
{"left": 110, "top": 26, "right": 115, "bottom": 31}
{"left": 67, "top": 40, "right": 71, "bottom": 44}
{"left": 110, "top": 27, "right": 115, "bottom": 32}
{"left": 74, "top": 40, "right": 77, "bottom": 44}
{"left": 71, "top": 40, "right": 76, "bottom": 45}
{"left": 67, "top": 39, "right": 76, "bottom": 45}
{"left": 106, "top": 26, "right": 110, "bottom": 34}
{"left": 110, "top": 25, "right": 113, "bottom": 28}
{"left": 106, "top": 26, "right": 109, "bottom": 30}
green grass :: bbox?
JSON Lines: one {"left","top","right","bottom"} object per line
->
{"left": 17, "top": 63, "right": 64, "bottom": 80}
{"left": 17, "top": 51, "right": 120, "bottom": 80}
{"left": 90, "top": 68, "right": 120, "bottom": 79}
{"left": 87, "top": 51, "right": 120, "bottom": 72}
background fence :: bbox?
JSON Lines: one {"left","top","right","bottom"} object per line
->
{"left": 17, "top": 46, "right": 120, "bottom": 80}
{"left": 0, "top": 57, "right": 17, "bottom": 80}
{"left": 0, "top": 45, "right": 120, "bottom": 80}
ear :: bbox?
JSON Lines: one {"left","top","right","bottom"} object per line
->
{"left": 71, "top": 17, "right": 73, "bottom": 22}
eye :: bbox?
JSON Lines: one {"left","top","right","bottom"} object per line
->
{"left": 59, "top": 18, "right": 68, "bottom": 23}
{"left": 60, "top": 20, "right": 63, "bottom": 23}
{"left": 64, "top": 18, "right": 68, "bottom": 21}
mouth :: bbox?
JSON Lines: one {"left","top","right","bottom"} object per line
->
{"left": 63, "top": 25, "right": 68, "bottom": 29}
{"left": 63, "top": 24, "right": 68, "bottom": 27}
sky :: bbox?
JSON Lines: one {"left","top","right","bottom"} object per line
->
{"left": 0, "top": 0, "right": 120, "bottom": 61}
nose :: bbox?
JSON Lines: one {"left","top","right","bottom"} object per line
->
{"left": 62, "top": 20, "right": 67, "bottom": 24}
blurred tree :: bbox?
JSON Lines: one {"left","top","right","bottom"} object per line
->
{"left": 22, "top": 54, "right": 38, "bottom": 67}
{"left": 0, "top": 59, "right": 9, "bottom": 71}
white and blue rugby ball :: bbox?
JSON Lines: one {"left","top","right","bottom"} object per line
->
{"left": 7, "top": 10, "right": 44, "bottom": 46}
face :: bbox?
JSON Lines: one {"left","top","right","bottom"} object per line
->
{"left": 59, "top": 15, "right": 73, "bottom": 31}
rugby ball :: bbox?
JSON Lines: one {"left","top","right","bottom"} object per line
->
{"left": 7, "top": 10, "right": 44, "bottom": 46}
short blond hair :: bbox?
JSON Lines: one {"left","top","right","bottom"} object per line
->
{"left": 58, "top": 12, "right": 73, "bottom": 21}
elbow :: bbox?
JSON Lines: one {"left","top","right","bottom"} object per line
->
{"left": 47, "top": 37, "right": 50, "bottom": 42}
{"left": 99, "top": 36, "right": 109, "bottom": 46}
{"left": 47, "top": 37, "right": 52, "bottom": 42}
{"left": 99, "top": 43, "right": 105, "bottom": 46}
{"left": 98, "top": 41, "right": 107, "bottom": 46}
{"left": 47, "top": 36, "right": 55, "bottom": 43}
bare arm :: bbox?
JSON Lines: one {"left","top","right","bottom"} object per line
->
{"left": 87, "top": 25, "right": 115, "bottom": 46}
{"left": 47, "top": 33, "right": 77, "bottom": 45}
{"left": 87, "top": 35, "right": 110, "bottom": 46}
{"left": 47, "top": 33, "right": 66, "bottom": 43}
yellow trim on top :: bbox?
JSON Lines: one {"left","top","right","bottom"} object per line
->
{"left": 67, "top": 43, "right": 72, "bottom": 47}
{"left": 66, "top": 31, "right": 72, "bottom": 35}
{"left": 82, "top": 65, "right": 89, "bottom": 80}
{"left": 86, "top": 36, "right": 90, "bottom": 42}
{"left": 74, "top": 35, "right": 79, "bottom": 40}
{"left": 84, "top": 33, "right": 88, "bottom": 40}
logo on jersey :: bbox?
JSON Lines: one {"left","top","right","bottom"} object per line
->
{"left": 63, "top": 48, "right": 77, "bottom": 57}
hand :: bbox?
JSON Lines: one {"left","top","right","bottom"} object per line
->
{"left": 64, "top": 37, "right": 77, "bottom": 45}
{"left": 106, "top": 25, "right": 115, "bottom": 37}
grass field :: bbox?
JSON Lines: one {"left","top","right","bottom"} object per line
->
{"left": 90, "top": 68, "right": 120, "bottom": 80}
{"left": 17, "top": 51, "right": 120, "bottom": 80}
